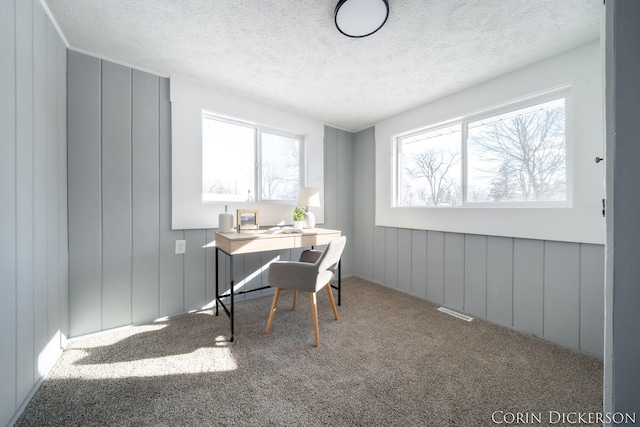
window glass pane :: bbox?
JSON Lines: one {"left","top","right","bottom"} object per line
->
{"left": 261, "top": 132, "right": 300, "bottom": 200}
{"left": 399, "top": 124, "right": 462, "bottom": 206}
{"left": 202, "top": 118, "right": 255, "bottom": 202}
{"left": 467, "top": 99, "right": 566, "bottom": 203}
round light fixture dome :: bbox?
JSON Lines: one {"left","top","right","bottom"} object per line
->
{"left": 334, "top": 0, "right": 389, "bottom": 38}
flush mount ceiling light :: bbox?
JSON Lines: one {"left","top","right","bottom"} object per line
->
{"left": 334, "top": 0, "right": 390, "bottom": 38}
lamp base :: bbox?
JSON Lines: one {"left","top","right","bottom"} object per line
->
{"left": 304, "top": 211, "right": 316, "bottom": 229}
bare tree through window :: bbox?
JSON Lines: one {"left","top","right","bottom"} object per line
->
{"left": 396, "top": 97, "right": 566, "bottom": 207}
{"left": 405, "top": 150, "right": 460, "bottom": 206}
{"left": 467, "top": 99, "right": 566, "bottom": 202}
{"left": 261, "top": 133, "right": 299, "bottom": 200}
{"left": 399, "top": 124, "right": 461, "bottom": 206}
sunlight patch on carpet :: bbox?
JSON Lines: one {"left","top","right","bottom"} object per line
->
{"left": 52, "top": 335, "right": 237, "bottom": 379}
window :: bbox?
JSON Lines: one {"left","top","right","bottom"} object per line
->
{"left": 398, "top": 124, "right": 462, "bottom": 207}
{"left": 396, "top": 96, "right": 567, "bottom": 207}
{"left": 202, "top": 113, "right": 303, "bottom": 203}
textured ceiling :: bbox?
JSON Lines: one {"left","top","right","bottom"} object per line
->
{"left": 44, "top": 0, "right": 601, "bottom": 131}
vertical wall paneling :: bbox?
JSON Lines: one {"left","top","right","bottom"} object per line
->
{"left": 184, "top": 230, "right": 207, "bottom": 311}
{"left": 513, "top": 239, "right": 544, "bottom": 337}
{"left": 324, "top": 126, "right": 337, "bottom": 228}
{"left": 68, "top": 52, "right": 103, "bottom": 336}
{"left": 216, "top": 250, "right": 230, "bottom": 307}
{"left": 359, "top": 128, "right": 376, "bottom": 279}
{"left": 244, "top": 252, "right": 263, "bottom": 296}
{"left": 68, "top": 54, "right": 198, "bottom": 332}
{"left": 45, "top": 18, "right": 61, "bottom": 362}
{"left": 397, "top": 228, "right": 412, "bottom": 294}
{"left": 1, "top": 1, "right": 68, "bottom": 423}
{"left": 345, "top": 129, "right": 355, "bottom": 276}
{"left": 544, "top": 241, "right": 581, "bottom": 350}
{"left": 204, "top": 229, "right": 217, "bottom": 308}
{"left": 336, "top": 129, "right": 349, "bottom": 267}
{"left": 101, "top": 61, "right": 133, "bottom": 329}
{"left": 15, "top": 0, "right": 35, "bottom": 401}
{"left": 373, "top": 227, "right": 386, "bottom": 284}
{"left": 131, "top": 70, "right": 160, "bottom": 323}
{"left": 353, "top": 131, "right": 365, "bottom": 276}
{"left": 486, "top": 236, "right": 514, "bottom": 327}
{"left": 324, "top": 125, "right": 355, "bottom": 276}
{"left": 232, "top": 253, "right": 246, "bottom": 302}
{"left": 384, "top": 228, "right": 398, "bottom": 288}
{"left": 464, "top": 234, "right": 487, "bottom": 318}
{"left": 259, "top": 251, "right": 274, "bottom": 291}
{"left": 57, "top": 39, "right": 69, "bottom": 347}
{"left": 0, "top": 0, "right": 18, "bottom": 420}
{"left": 32, "top": 2, "right": 48, "bottom": 374}
{"left": 426, "top": 231, "right": 445, "bottom": 304}
{"left": 159, "top": 77, "right": 185, "bottom": 317}
{"left": 344, "top": 130, "right": 355, "bottom": 276}
{"left": 345, "top": 125, "right": 604, "bottom": 357}
{"left": 443, "top": 233, "right": 464, "bottom": 310}
{"left": 260, "top": 250, "right": 286, "bottom": 302}
{"left": 580, "top": 244, "right": 604, "bottom": 358}
{"left": 410, "top": 230, "right": 427, "bottom": 298}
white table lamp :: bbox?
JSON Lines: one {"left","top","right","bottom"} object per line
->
{"left": 296, "top": 187, "right": 320, "bottom": 229}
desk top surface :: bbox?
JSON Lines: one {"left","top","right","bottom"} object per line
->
{"left": 215, "top": 227, "right": 341, "bottom": 255}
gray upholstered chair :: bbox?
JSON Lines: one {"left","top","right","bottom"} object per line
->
{"left": 265, "top": 236, "right": 347, "bottom": 347}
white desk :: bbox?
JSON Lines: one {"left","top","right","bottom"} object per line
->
{"left": 214, "top": 228, "right": 342, "bottom": 341}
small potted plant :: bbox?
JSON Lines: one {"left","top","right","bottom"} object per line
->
{"left": 292, "top": 207, "right": 306, "bottom": 229}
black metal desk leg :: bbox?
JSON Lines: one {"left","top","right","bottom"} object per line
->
{"left": 229, "top": 255, "right": 234, "bottom": 342}
{"left": 338, "top": 260, "right": 342, "bottom": 306}
{"left": 215, "top": 247, "right": 219, "bottom": 316}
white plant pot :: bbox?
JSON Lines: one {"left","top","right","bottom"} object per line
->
{"left": 293, "top": 220, "right": 305, "bottom": 230}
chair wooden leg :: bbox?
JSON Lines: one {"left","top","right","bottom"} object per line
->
{"left": 310, "top": 292, "right": 320, "bottom": 347}
{"left": 266, "top": 288, "right": 281, "bottom": 334}
{"left": 326, "top": 285, "right": 339, "bottom": 321}
{"left": 292, "top": 290, "right": 297, "bottom": 311}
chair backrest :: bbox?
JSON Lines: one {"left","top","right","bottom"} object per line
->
{"left": 316, "top": 236, "right": 347, "bottom": 273}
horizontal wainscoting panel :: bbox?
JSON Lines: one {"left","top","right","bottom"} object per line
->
{"left": 355, "top": 226, "right": 604, "bottom": 359}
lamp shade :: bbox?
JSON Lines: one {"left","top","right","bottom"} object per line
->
{"left": 297, "top": 187, "right": 320, "bottom": 207}
{"left": 335, "top": 0, "right": 389, "bottom": 38}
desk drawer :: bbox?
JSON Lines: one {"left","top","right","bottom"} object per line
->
{"left": 300, "top": 232, "right": 340, "bottom": 248}
{"left": 226, "top": 235, "right": 298, "bottom": 254}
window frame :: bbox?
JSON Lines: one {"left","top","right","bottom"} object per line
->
{"left": 395, "top": 120, "right": 463, "bottom": 207}
{"left": 394, "top": 88, "right": 572, "bottom": 208}
{"left": 202, "top": 111, "right": 307, "bottom": 205}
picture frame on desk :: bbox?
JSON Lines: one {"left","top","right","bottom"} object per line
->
{"left": 237, "top": 209, "right": 259, "bottom": 230}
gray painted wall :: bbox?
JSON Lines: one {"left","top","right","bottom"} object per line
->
{"left": 5, "top": 3, "right": 636, "bottom": 421}
{"left": 65, "top": 52, "right": 605, "bottom": 361}
{"left": 7, "top": 27, "right": 611, "bottom": 426}
{"left": 67, "top": 51, "right": 201, "bottom": 336}
{"left": 324, "top": 126, "right": 355, "bottom": 276}
{"left": 352, "top": 127, "right": 605, "bottom": 359}
{"left": 0, "top": 0, "right": 68, "bottom": 425}
{"left": 605, "top": 0, "right": 640, "bottom": 416}
{"left": 66, "top": 53, "right": 357, "bottom": 340}
{"left": 33, "top": 46, "right": 605, "bottom": 427}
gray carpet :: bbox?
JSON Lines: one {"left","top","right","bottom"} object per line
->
{"left": 16, "top": 277, "right": 602, "bottom": 426}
